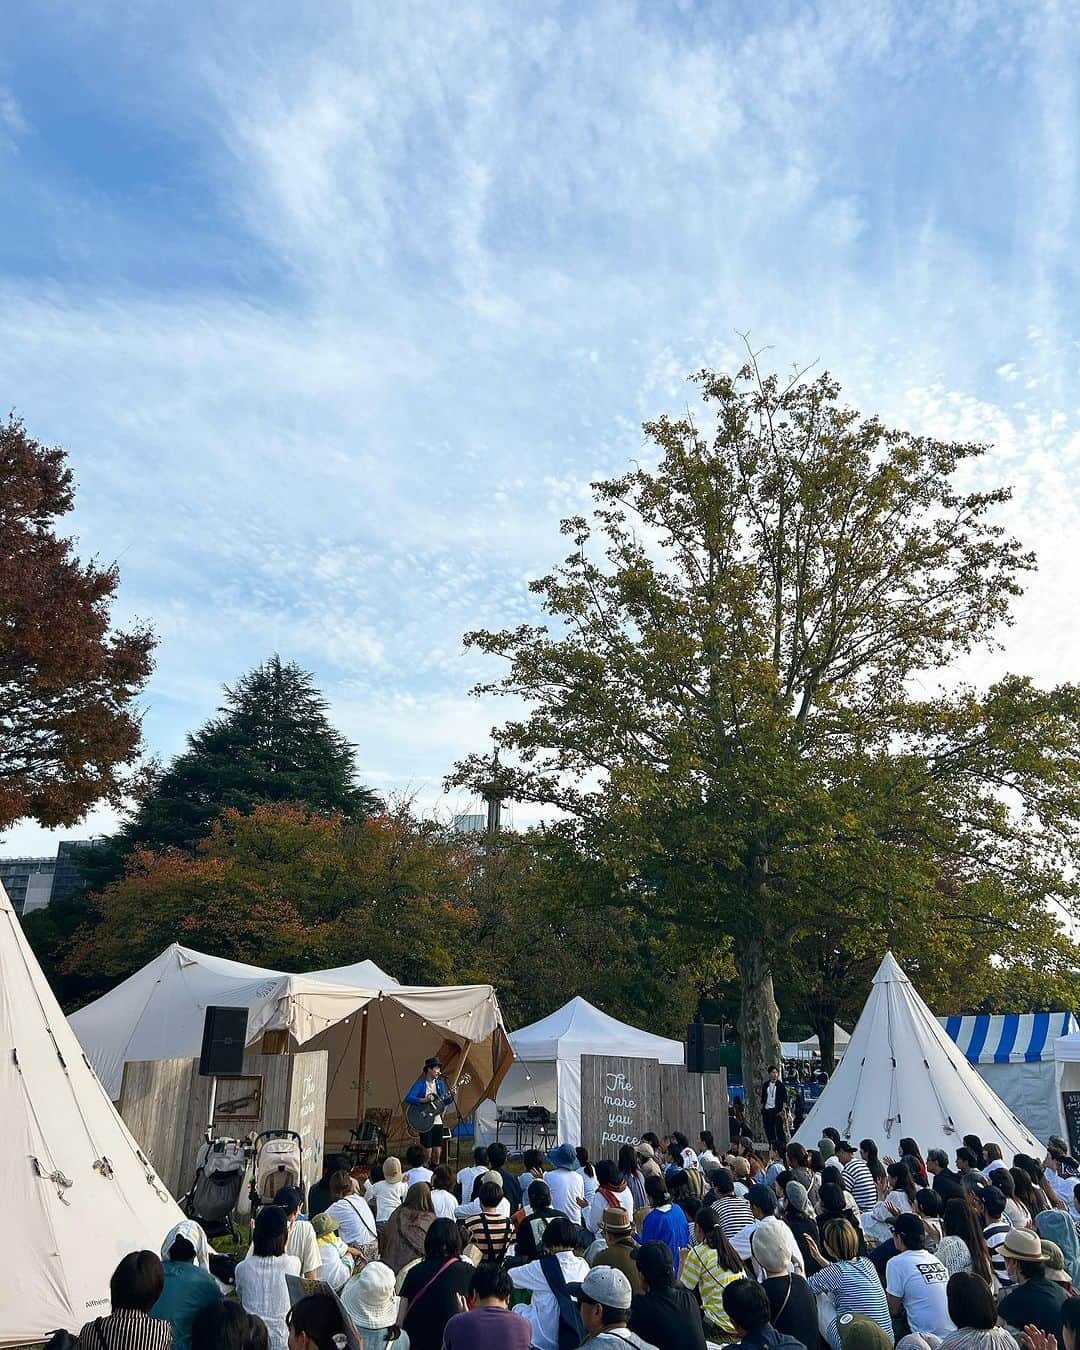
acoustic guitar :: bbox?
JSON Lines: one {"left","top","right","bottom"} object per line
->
{"left": 405, "top": 1073, "right": 471, "bottom": 1133}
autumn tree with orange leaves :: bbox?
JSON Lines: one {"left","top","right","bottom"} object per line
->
{"left": 0, "top": 416, "right": 154, "bottom": 831}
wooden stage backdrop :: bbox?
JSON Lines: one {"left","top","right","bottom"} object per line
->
{"left": 118, "top": 1050, "right": 327, "bottom": 1201}
{"left": 579, "top": 1054, "right": 728, "bottom": 1158}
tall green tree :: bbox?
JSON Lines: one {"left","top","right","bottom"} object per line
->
{"left": 80, "top": 655, "right": 380, "bottom": 890}
{"left": 451, "top": 355, "right": 1080, "bottom": 1136}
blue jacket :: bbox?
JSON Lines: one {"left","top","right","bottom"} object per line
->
{"left": 404, "top": 1075, "right": 453, "bottom": 1107}
{"left": 151, "top": 1261, "right": 221, "bottom": 1350}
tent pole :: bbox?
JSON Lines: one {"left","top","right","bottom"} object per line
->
{"left": 356, "top": 1011, "right": 369, "bottom": 1126}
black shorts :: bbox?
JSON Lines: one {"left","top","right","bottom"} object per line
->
{"left": 419, "top": 1125, "right": 449, "bottom": 1148}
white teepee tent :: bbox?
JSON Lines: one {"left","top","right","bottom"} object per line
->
{"left": 793, "top": 951, "right": 1044, "bottom": 1157}
{"left": 2, "top": 882, "right": 183, "bottom": 1347}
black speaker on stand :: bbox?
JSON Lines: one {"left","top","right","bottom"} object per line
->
{"left": 687, "top": 1021, "right": 725, "bottom": 1139}
{"left": 199, "top": 1006, "right": 249, "bottom": 1132}
{"left": 686, "top": 1021, "right": 724, "bottom": 1073}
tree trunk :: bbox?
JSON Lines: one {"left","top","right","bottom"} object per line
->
{"left": 736, "top": 929, "right": 782, "bottom": 1142}
{"left": 812, "top": 1013, "right": 836, "bottom": 1074}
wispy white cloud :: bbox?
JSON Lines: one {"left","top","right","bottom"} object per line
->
{"left": 1, "top": 0, "right": 1079, "bottom": 855}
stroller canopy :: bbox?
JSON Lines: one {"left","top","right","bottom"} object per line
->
{"left": 69, "top": 945, "right": 512, "bottom": 1134}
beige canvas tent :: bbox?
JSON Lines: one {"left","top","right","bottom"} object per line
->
{"left": 2, "top": 882, "right": 184, "bottom": 1347}
{"left": 70, "top": 944, "right": 513, "bottom": 1140}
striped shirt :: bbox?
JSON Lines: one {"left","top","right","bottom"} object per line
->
{"left": 77, "top": 1310, "right": 173, "bottom": 1350}
{"left": 983, "top": 1221, "right": 1014, "bottom": 1290}
{"left": 680, "top": 1245, "right": 739, "bottom": 1331}
{"left": 808, "top": 1257, "right": 893, "bottom": 1347}
{"left": 712, "top": 1194, "right": 754, "bottom": 1242}
{"left": 843, "top": 1158, "right": 879, "bottom": 1212}
{"left": 464, "top": 1210, "right": 515, "bottom": 1263}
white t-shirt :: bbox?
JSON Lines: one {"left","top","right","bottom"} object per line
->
{"left": 1003, "top": 1198, "right": 1030, "bottom": 1229}
{"left": 246, "top": 1219, "right": 320, "bottom": 1276}
{"left": 235, "top": 1253, "right": 302, "bottom": 1350}
{"left": 457, "top": 1165, "right": 487, "bottom": 1203}
{"left": 545, "top": 1167, "right": 586, "bottom": 1223}
{"left": 430, "top": 1188, "right": 459, "bottom": 1220}
{"left": 403, "top": 1165, "right": 434, "bottom": 1188}
{"left": 699, "top": 1149, "right": 721, "bottom": 1171}
{"left": 765, "top": 1083, "right": 779, "bottom": 1110}
{"left": 326, "top": 1194, "right": 378, "bottom": 1247}
{"left": 886, "top": 1248, "right": 954, "bottom": 1337}
{"left": 510, "top": 1251, "right": 591, "bottom": 1350}
{"left": 585, "top": 1185, "right": 636, "bottom": 1234}
{"left": 368, "top": 1179, "right": 408, "bottom": 1222}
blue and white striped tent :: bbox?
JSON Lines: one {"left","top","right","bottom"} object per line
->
{"left": 941, "top": 1012, "right": 1078, "bottom": 1143}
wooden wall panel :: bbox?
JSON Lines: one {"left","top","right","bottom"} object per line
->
{"left": 118, "top": 1050, "right": 329, "bottom": 1200}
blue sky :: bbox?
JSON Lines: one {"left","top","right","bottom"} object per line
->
{"left": 2, "top": 0, "right": 1078, "bottom": 853}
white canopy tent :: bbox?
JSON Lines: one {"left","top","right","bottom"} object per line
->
{"left": 781, "top": 1025, "right": 851, "bottom": 1060}
{"left": 1053, "top": 1027, "right": 1080, "bottom": 1145}
{"left": 475, "top": 996, "right": 685, "bottom": 1147}
{"left": 794, "top": 952, "right": 1044, "bottom": 1157}
{"left": 799, "top": 1025, "right": 850, "bottom": 1054}
{"left": 69, "top": 944, "right": 512, "bottom": 1138}
{"left": 2, "top": 882, "right": 184, "bottom": 1348}
{"left": 942, "top": 1012, "right": 1078, "bottom": 1144}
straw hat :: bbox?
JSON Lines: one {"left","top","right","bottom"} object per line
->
{"left": 999, "top": 1228, "right": 1044, "bottom": 1263}
{"left": 342, "top": 1261, "right": 399, "bottom": 1329}
{"left": 601, "top": 1206, "right": 633, "bottom": 1234}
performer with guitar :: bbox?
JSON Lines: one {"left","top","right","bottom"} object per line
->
{"left": 404, "top": 1057, "right": 454, "bottom": 1166}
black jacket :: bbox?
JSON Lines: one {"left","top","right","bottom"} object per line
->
{"left": 629, "top": 1288, "right": 707, "bottom": 1350}
{"left": 931, "top": 1167, "right": 964, "bottom": 1202}
{"left": 733, "top": 1323, "right": 808, "bottom": 1350}
{"left": 760, "top": 1079, "right": 789, "bottom": 1111}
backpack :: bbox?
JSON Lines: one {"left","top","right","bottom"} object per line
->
{"left": 539, "top": 1253, "right": 586, "bottom": 1350}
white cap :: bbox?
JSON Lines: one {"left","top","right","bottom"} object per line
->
{"left": 580, "top": 1266, "right": 633, "bottom": 1310}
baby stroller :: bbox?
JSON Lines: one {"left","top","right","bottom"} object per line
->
{"left": 183, "top": 1136, "right": 247, "bottom": 1240}
{"left": 249, "top": 1129, "right": 305, "bottom": 1218}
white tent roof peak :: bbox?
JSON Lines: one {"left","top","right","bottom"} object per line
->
{"left": 873, "top": 951, "right": 909, "bottom": 984}
{"left": 509, "top": 995, "right": 685, "bottom": 1065}
{"left": 69, "top": 944, "right": 508, "bottom": 1127}
{"left": 794, "top": 951, "right": 1042, "bottom": 1157}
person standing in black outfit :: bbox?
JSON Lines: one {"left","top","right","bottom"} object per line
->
{"left": 760, "top": 1067, "right": 788, "bottom": 1147}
